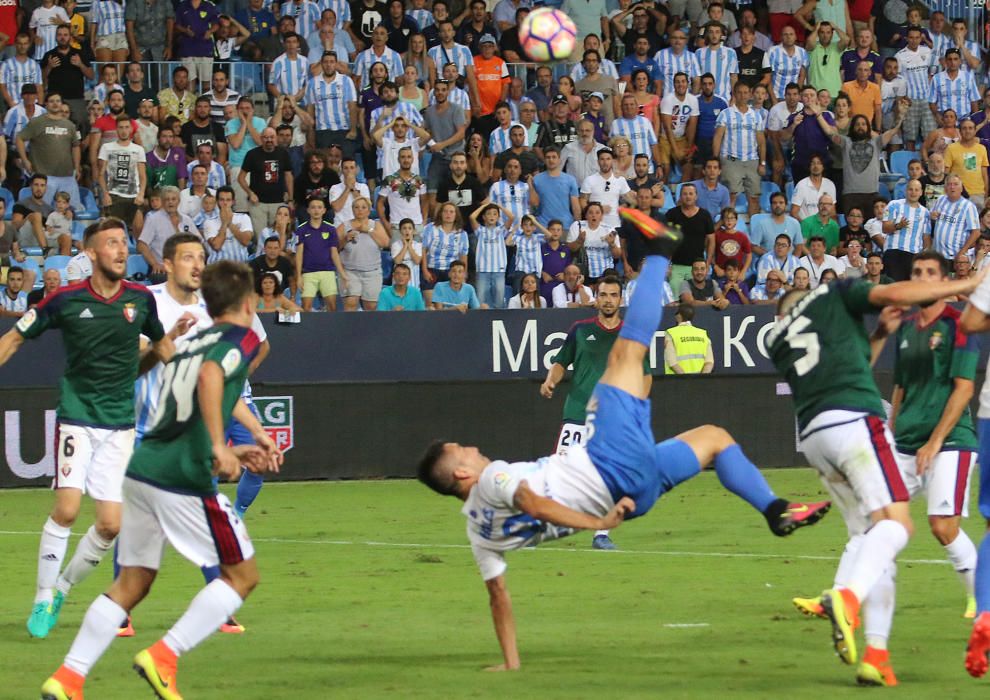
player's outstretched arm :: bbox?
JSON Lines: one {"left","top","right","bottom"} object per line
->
{"left": 484, "top": 575, "right": 520, "bottom": 671}
{"left": 0, "top": 327, "right": 25, "bottom": 367}
{"left": 513, "top": 481, "right": 636, "bottom": 531}
{"left": 868, "top": 268, "right": 988, "bottom": 308}
{"left": 540, "top": 362, "right": 566, "bottom": 398}
{"left": 868, "top": 306, "right": 902, "bottom": 367}
{"left": 232, "top": 398, "right": 283, "bottom": 473}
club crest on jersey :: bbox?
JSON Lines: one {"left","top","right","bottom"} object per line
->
{"left": 61, "top": 464, "right": 71, "bottom": 477}
{"left": 493, "top": 471, "right": 510, "bottom": 488}
{"left": 929, "top": 331, "right": 943, "bottom": 350}
{"left": 122, "top": 303, "right": 137, "bottom": 323}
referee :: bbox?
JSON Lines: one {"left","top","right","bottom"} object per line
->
{"left": 711, "top": 81, "right": 766, "bottom": 218}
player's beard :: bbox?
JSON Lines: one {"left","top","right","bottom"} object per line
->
{"left": 97, "top": 259, "right": 126, "bottom": 282}
{"left": 600, "top": 305, "right": 619, "bottom": 319}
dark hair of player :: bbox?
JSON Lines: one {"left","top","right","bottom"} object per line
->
{"left": 912, "top": 250, "right": 951, "bottom": 277}
{"left": 676, "top": 302, "right": 694, "bottom": 322}
{"left": 598, "top": 274, "right": 622, "bottom": 293}
{"left": 418, "top": 440, "right": 458, "bottom": 496}
{"left": 83, "top": 217, "right": 127, "bottom": 248}
{"left": 163, "top": 232, "right": 205, "bottom": 261}
{"left": 202, "top": 260, "right": 254, "bottom": 318}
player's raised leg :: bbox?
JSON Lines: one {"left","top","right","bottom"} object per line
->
{"left": 965, "top": 418, "right": 990, "bottom": 678}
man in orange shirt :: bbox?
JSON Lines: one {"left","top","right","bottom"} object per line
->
{"left": 842, "top": 60, "right": 882, "bottom": 132}
{"left": 472, "top": 33, "right": 510, "bottom": 140}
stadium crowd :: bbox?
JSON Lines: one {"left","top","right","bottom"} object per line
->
{"left": 0, "top": 0, "right": 986, "bottom": 314}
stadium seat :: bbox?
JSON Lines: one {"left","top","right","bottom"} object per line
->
{"left": 734, "top": 192, "right": 747, "bottom": 214}
{"left": 735, "top": 218, "right": 748, "bottom": 235}
{"left": 126, "top": 254, "right": 149, "bottom": 282}
{"left": 17, "top": 186, "right": 28, "bottom": 200}
{"left": 660, "top": 185, "right": 675, "bottom": 212}
{"left": 889, "top": 150, "right": 919, "bottom": 177}
{"left": 837, "top": 214, "right": 846, "bottom": 228}
{"left": 19, "top": 257, "right": 42, "bottom": 287}
{"left": 667, "top": 162, "right": 682, "bottom": 185}
{"left": 759, "top": 181, "right": 780, "bottom": 211}
{"left": 20, "top": 246, "right": 43, "bottom": 257}
{"left": 785, "top": 181, "right": 794, "bottom": 203}
{"left": 78, "top": 188, "right": 100, "bottom": 219}
{"left": 0, "top": 186, "right": 12, "bottom": 220}
{"left": 893, "top": 180, "right": 907, "bottom": 200}
{"left": 71, "top": 220, "right": 87, "bottom": 240}
{"left": 44, "top": 255, "right": 71, "bottom": 284}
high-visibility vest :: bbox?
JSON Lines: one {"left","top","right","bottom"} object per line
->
{"left": 664, "top": 324, "right": 710, "bottom": 375}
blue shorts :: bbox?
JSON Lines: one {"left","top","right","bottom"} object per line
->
{"left": 226, "top": 402, "right": 261, "bottom": 447}
{"left": 586, "top": 384, "right": 701, "bottom": 519}
{"left": 978, "top": 419, "right": 990, "bottom": 519}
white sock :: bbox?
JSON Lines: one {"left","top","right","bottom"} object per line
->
{"left": 944, "top": 530, "right": 978, "bottom": 598}
{"left": 37, "top": 517, "right": 71, "bottom": 604}
{"left": 843, "top": 519, "right": 910, "bottom": 601}
{"left": 862, "top": 563, "right": 896, "bottom": 651}
{"left": 163, "top": 579, "right": 243, "bottom": 656}
{"left": 56, "top": 526, "right": 115, "bottom": 595}
{"left": 64, "top": 594, "right": 127, "bottom": 676}
{"left": 594, "top": 530, "right": 610, "bottom": 538}
{"left": 833, "top": 534, "right": 863, "bottom": 587}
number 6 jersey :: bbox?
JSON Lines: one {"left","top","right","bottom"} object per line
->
{"left": 766, "top": 279, "right": 886, "bottom": 431}
{"left": 127, "top": 323, "right": 260, "bottom": 496}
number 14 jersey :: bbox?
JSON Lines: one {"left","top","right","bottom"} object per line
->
{"left": 767, "top": 279, "right": 886, "bottom": 430}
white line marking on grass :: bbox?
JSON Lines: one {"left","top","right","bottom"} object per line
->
{"left": 662, "top": 623, "right": 710, "bottom": 628}
{"left": 0, "top": 530, "right": 952, "bottom": 566}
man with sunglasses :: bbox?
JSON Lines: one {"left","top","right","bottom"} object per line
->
{"left": 579, "top": 148, "right": 632, "bottom": 230}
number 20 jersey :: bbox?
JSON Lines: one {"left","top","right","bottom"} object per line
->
{"left": 766, "top": 279, "right": 886, "bottom": 431}
{"left": 126, "top": 323, "right": 260, "bottom": 496}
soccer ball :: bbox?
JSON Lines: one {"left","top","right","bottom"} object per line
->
{"left": 519, "top": 8, "right": 577, "bottom": 62}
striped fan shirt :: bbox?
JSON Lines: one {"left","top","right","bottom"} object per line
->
{"left": 423, "top": 223, "right": 469, "bottom": 270}
{"left": 653, "top": 48, "right": 701, "bottom": 96}
{"left": 305, "top": 71, "right": 357, "bottom": 130}
{"left": 755, "top": 251, "right": 801, "bottom": 284}
{"left": 280, "top": 0, "right": 321, "bottom": 41}
{"left": 353, "top": 46, "right": 404, "bottom": 86}
{"left": 428, "top": 43, "right": 474, "bottom": 77}
{"left": 716, "top": 105, "right": 763, "bottom": 161}
{"left": 567, "top": 221, "right": 617, "bottom": 278}
{"left": 763, "top": 45, "right": 808, "bottom": 100}
{"left": 570, "top": 58, "right": 620, "bottom": 83}
{"left": 958, "top": 40, "right": 982, "bottom": 73}
{"left": 3, "top": 103, "right": 46, "bottom": 140}
{"left": 930, "top": 195, "right": 978, "bottom": 258}
{"left": 187, "top": 160, "right": 227, "bottom": 188}
{"left": 475, "top": 224, "right": 512, "bottom": 273}
{"left": 695, "top": 45, "right": 738, "bottom": 102}
{"left": 489, "top": 179, "right": 531, "bottom": 225}
{"left": 429, "top": 85, "right": 471, "bottom": 113}
{"left": 929, "top": 32, "right": 950, "bottom": 74}
{"left": 204, "top": 213, "right": 253, "bottom": 264}
{"left": 93, "top": 82, "right": 124, "bottom": 107}
{"left": 609, "top": 115, "right": 657, "bottom": 161}
{"left": 489, "top": 122, "right": 527, "bottom": 154}
{"left": 513, "top": 230, "right": 545, "bottom": 274}
{"left": 1, "top": 57, "right": 42, "bottom": 105}
{"left": 317, "top": 0, "right": 351, "bottom": 29}
{"left": 624, "top": 278, "right": 674, "bottom": 306}
{"left": 407, "top": 8, "right": 433, "bottom": 30}
{"left": 369, "top": 101, "right": 424, "bottom": 129}
{"left": 270, "top": 53, "right": 310, "bottom": 96}
{"left": 895, "top": 45, "right": 933, "bottom": 100}
{"left": 882, "top": 199, "right": 930, "bottom": 253}
{"left": 92, "top": 0, "right": 127, "bottom": 35}
{"left": 929, "top": 70, "right": 980, "bottom": 118}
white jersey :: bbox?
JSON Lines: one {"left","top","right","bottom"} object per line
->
{"left": 660, "top": 92, "right": 699, "bottom": 138}
{"left": 461, "top": 448, "right": 614, "bottom": 581}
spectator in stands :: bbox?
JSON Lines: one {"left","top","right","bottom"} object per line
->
{"left": 954, "top": 251, "right": 974, "bottom": 283}
{"left": 838, "top": 205, "right": 871, "bottom": 254}
{"left": 422, "top": 79, "right": 467, "bottom": 214}
{"left": 269, "top": 31, "right": 309, "bottom": 103}
{"left": 919, "top": 151, "right": 957, "bottom": 207}
{"left": 944, "top": 118, "right": 990, "bottom": 209}
{"left": 354, "top": 24, "right": 403, "bottom": 90}
{"left": 929, "top": 49, "right": 979, "bottom": 127}
{"left": 829, "top": 112, "right": 903, "bottom": 216}
{"left": 180, "top": 96, "right": 227, "bottom": 164}
{"left": 801, "top": 193, "right": 840, "bottom": 252}
{"left": 507, "top": 272, "right": 547, "bottom": 309}
{"left": 97, "top": 115, "right": 146, "bottom": 234}
{"left": 620, "top": 36, "right": 662, "bottom": 92}
{"left": 492, "top": 125, "right": 539, "bottom": 181}
{"left": 799, "top": 234, "right": 844, "bottom": 287}
{"left": 922, "top": 108, "right": 960, "bottom": 163}
{"left": 421, "top": 201, "right": 468, "bottom": 305}
{"left": 157, "top": 66, "right": 194, "bottom": 125}
{"left": 146, "top": 126, "right": 187, "bottom": 191}
{"left": 435, "top": 152, "right": 485, "bottom": 233}
{"left": 468, "top": 201, "right": 513, "bottom": 308}
{"left": 864, "top": 251, "right": 893, "bottom": 285}
{"left": 456, "top": 0, "right": 496, "bottom": 55}
{"left": 338, "top": 195, "right": 389, "bottom": 310}
{"left": 840, "top": 27, "right": 880, "bottom": 83}
{"left": 532, "top": 147, "right": 580, "bottom": 230}
{"left": 931, "top": 174, "right": 981, "bottom": 260}
{"left": 614, "top": 2, "right": 663, "bottom": 58}
{"left": 305, "top": 50, "right": 358, "bottom": 157}
{"left": 203, "top": 186, "right": 252, "bottom": 263}
{"left": 17, "top": 93, "right": 82, "bottom": 212}
{"left": 295, "top": 196, "right": 344, "bottom": 312}
{"left": 175, "top": 0, "right": 219, "bottom": 93}
{"left": 40, "top": 26, "right": 92, "bottom": 137}
{"left": 0, "top": 266, "right": 27, "bottom": 317}
{"left": 838, "top": 238, "right": 866, "bottom": 278}
{"left": 539, "top": 220, "right": 571, "bottom": 304}
{"left": 690, "top": 158, "right": 730, "bottom": 221}
{"left": 373, "top": 115, "right": 428, "bottom": 178}
{"left": 328, "top": 157, "right": 370, "bottom": 229}
{"left": 203, "top": 70, "right": 239, "bottom": 127}
{"left": 578, "top": 148, "right": 630, "bottom": 233}
{"left": 12, "top": 174, "right": 53, "bottom": 252}
{"left": 250, "top": 235, "right": 295, "bottom": 297}
{"left": 137, "top": 185, "right": 200, "bottom": 275}
{"left": 2, "top": 33, "right": 43, "bottom": 108}
{"left": 390, "top": 218, "right": 423, "bottom": 287}
{"left": 567, "top": 202, "right": 621, "bottom": 286}
{"left": 126, "top": 0, "right": 174, "bottom": 65}
{"left": 750, "top": 268, "right": 786, "bottom": 304}
{"left": 680, "top": 258, "right": 728, "bottom": 309}
{"left": 783, "top": 86, "right": 837, "bottom": 183}
{"left": 719, "top": 259, "right": 750, "bottom": 305}
{"left": 879, "top": 179, "right": 930, "bottom": 281}
{"left": 179, "top": 164, "right": 214, "bottom": 223}
{"left": 309, "top": 9, "right": 356, "bottom": 66}
{"left": 378, "top": 262, "right": 426, "bottom": 310}
{"left": 27, "top": 267, "right": 62, "bottom": 307}
{"left": 551, "top": 263, "right": 594, "bottom": 308}
{"left": 525, "top": 65, "right": 556, "bottom": 121}
{"left": 5, "top": 84, "right": 44, "bottom": 177}
{"left": 275, "top": 122, "right": 306, "bottom": 178}
{"left": 560, "top": 119, "right": 605, "bottom": 185}
{"left": 751, "top": 192, "right": 803, "bottom": 259}
{"left": 576, "top": 49, "right": 621, "bottom": 126}
{"left": 186, "top": 143, "right": 226, "bottom": 189}
{"left": 611, "top": 92, "right": 660, "bottom": 174}
{"left": 498, "top": 6, "right": 528, "bottom": 61}
{"left": 238, "top": 126, "right": 293, "bottom": 235}
{"left": 766, "top": 82, "right": 801, "bottom": 190}
{"left": 666, "top": 182, "right": 714, "bottom": 293}
{"left": 134, "top": 99, "right": 158, "bottom": 152}
{"left": 377, "top": 146, "right": 426, "bottom": 241}
{"left": 707, "top": 207, "right": 751, "bottom": 279}
{"left": 465, "top": 131, "right": 492, "bottom": 184}
{"left": 756, "top": 232, "right": 800, "bottom": 285}
{"left": 790, "top": 153, "right": 835, "bottom": 222}
{"left": 534, "top": 95, "right": 577, "bottom": 160}
{"left": 293, "top": 149, "right": 339, "bottom": 219}
{"left": 121, "top": 62, "right": 155, "bottom": 118}
{"left": 432, "top": 258, "right": 483, "bottom": 311}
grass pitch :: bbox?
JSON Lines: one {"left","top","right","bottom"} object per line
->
{"left": 0, "top": 468, "right": 987, "bottom": 699}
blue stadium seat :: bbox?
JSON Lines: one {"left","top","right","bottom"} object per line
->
{"left": 759, "top": 181, "right": 781, "bottom": 211}
{"left": 19, "top": 257, "right": 42, "bottom": 287}
{"left": 893, "top": 180, "right": 907, "bottom": 200}
{"left": 660, "top": 185, "right": 675, "bottom": 212}
{"left": 17, "top": 186, "right": 29, "bottom": 200}
{"left": 20, "top": 246, "right": 43, "bottom": 257}
{"left": 837, "top": 214, "right": 846, "bottom": 228}
{"left": 889, "top": 150, "right": 920, "bottom": 177}
{"left": 667, "top": 162, "right": 682, "bottom": 185}
{"left": 785, "top": 181, "right": 794, "bottom": 203}
{"left": 71, "top": 220, "right": 87, "bottom": 240}
{"left": 126, "top": 255, "right": 149, "bottom": 282}
{"left": 78, "top": 188, "right": 100, "bottom": 219}
{"left": 734, "top": 192, "right": 747, "bottom": 214}
{"left": 735, "top": 218, "right": 748, "bottom": 235}
{"left": 44, "top": 255, "right": 71, "bottom": 284}
{"left": 0, "top": 186, "right": 12, "bottom": 220}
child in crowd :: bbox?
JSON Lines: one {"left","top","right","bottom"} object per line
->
{"left": 469, "top": 201, "right": 515, "bottom": 309}
{"left": 45, "top": 191, "right": 73, "bottom": 254}
{"left": 391, "top": 218, "right": 424, "bottom": 288}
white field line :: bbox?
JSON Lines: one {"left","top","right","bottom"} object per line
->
{"left": 0, "top": 530, "right": 951, "bottom": 566}
{"left": 662, "top": 623, "right": 711, "bottom": 628}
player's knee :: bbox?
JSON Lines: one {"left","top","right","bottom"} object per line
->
{"left": 928, "top": 515, "right": 959, "bottom": 545}
{"left": 51, "top": 504, "right": 80, "bottom": 528}
{"left": 94, "top": 521, "right": 119, "bottom": 541}
{"left": 701, "top": 425, "right": 735, "bottom": 452}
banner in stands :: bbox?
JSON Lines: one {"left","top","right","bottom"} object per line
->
{"left": 0, "top": 305, "right": 921, "bottom": 386}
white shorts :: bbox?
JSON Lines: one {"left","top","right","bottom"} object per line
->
{"left": 95, "top": 32, "right": 128, "bottom": 51}
{"left": 182, "top": 56, "right": 214, "bottom": 83}
{"left": 555, "top": 421, "right": 587, "bottom": 456}
{"left": 53, "top": 423, "right": 135, "bottom": 502}
{"left": 117, "top": 477, "right": 255, "bottom": 570}
{"left": 896, "top": 449, "right": 976, "bottom": 517}
{"left": 799, "top": 411, "right": 909, "bottom": 526}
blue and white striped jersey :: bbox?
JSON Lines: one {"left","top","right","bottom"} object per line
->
{"left": 489, "top": 121, "right": 527, "bottom": 154}
{"left": 475, "top": 224, "right": 512, "bottom": 273}
{"left": 306, "top": 71, "right": 357, "bottom": 130}
{"left": 1, "top": 56, "right": 41, "bottom": 104}
{"left": 895, "top": 46, "right": 932, "bottom": 100}
{"left": 489, "top": 179, "right": 531, "bottom": 225}
{"left": 958, "top": 40, "right": 982, "bottom": 73}
{"left": 316, "top": 0, "right": 351, "bottom": 29}
{"left": 654, "top": 48, "right": 700, "bottom": 96}
{"left": 570, "top": 58, "right": 620, "bottom": 83}
{"left": 93, "top": 82, "right": 123, "bottom": 107}
{"left": 423, "top": 223, "right": 470, "bottom": 269}
{"left": 3, "top": 103, "right": 46, "bottom": 140}
{"left": 513, "top": 230, "right": 544, "bottom": 274}
{"left": 407, "top": 8, "right": 433, "bottom": 30}
{"left": 203, "top": 213, "right": 253, "bottom": 264}
{"left": 930, "top": 195, "right": 978, "bottom": 258}
{"left": 929, "top": 70, "right": 980, "bottom": 117}
{"left": 763, "top": 45, "right": 808, "bottom": 100}
{"left": 930, "top": 32, "right": 951, "bottom": 73}
{"left": 610, "top": 115, "right": 658, "bottom": 160}
{"left": 755, "top": 251, "right": 800, "bottom": 284}
{"left": 353, "top": 46, "right": 405, "bottom": 86}
{"left": 30, "top": 5, "right": 69, "bottom": 60}
{"left": 280, "top": 0, "right": 321, "bottom": 41}
{"left": 429, "top": 85, "right": 471, "bottom": 113}
{"left": 567, "top": 220, "right": 617, "bottom": 278}
{"left": 0, "top": 289, "right": 27, "bottom": 313}
{"left": 715, "top": 105, "right": 763, "bottom": 161}
{"left": 92, "top": 0, "right": 126, "bottom": 35}
{"left": 269, "top": 53, "right": 310, "bottom": 96}
{"left": 882, "top": 199, "right": 930, "bottom": 253}
{"left": 748, "top": 284, "right": 784, "bottom": 302}
{"left": 187, "top": 160, "right": 227, "bottom": 188}
{"left": 428, "top": 42, "right": 474, "bottom": 77}
{"left": 695, "top": 45, "right": 738, "bottom": 102}
{"left": 369, "top": 101, "right": 423, "bottom": 129}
